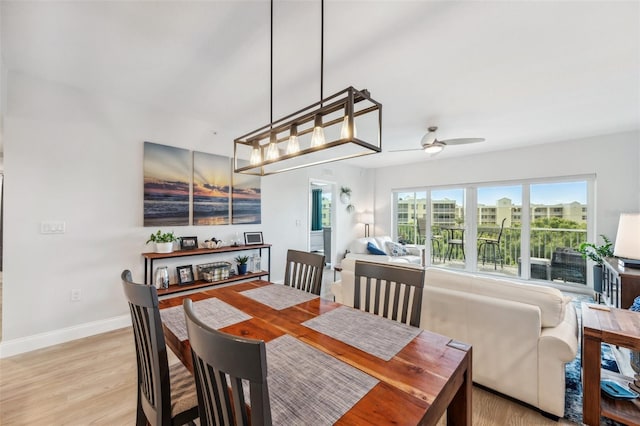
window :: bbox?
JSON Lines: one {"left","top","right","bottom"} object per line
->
{"left": 394, "top": 191, "right": 426, "bottom": 244}
{"left": 392, "top": 177, "right": 592, "bottom": 287}
{"left": 476, "top": 185, "right": 522, "bottom": 275}
{"left": 432, "top": 188, "right": 465, "bottom": 269}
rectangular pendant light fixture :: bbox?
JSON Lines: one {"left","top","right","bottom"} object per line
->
{"left": 234, "top": 87, "right": 381, "bottom": 176}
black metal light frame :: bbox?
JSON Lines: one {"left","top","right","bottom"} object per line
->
{"left": 234, "top": 87, "right": 381, "bottom": 176}
{"left": 233, "top": 0, "right": 381, "bottom": 176}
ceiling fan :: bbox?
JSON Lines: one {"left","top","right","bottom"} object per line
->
{"left": 391, "top": 126, "right": 485, "bottom": 155}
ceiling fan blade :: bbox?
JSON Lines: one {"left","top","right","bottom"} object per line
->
{"left": 388, "top": 148, "right": 424, "bottom": 152}
{"left": 441, "top": 137, "right": 485, "bottom": 146}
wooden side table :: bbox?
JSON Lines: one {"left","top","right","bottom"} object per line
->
{"left": 581, "top": 303, "right": 640, "bottom": 426}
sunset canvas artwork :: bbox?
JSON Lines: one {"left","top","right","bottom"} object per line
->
{"left": 143, "top": 142, "right": 191, "bottom": 226}
{"left": 232, "top": 160, "right": 261, "bottom": 224}
{"left": 193, "top": 151, "right": 231, "bottom": 225}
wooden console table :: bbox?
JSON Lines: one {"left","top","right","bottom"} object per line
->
{"left": 142, "top": 244, "right": 271, "bottom": 296}
{"left": 581, "top": 303, "right": 640, "bottom": 426}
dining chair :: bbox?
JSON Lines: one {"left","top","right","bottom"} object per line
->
{"left": 478, "top": 217, "right": 506, "bottom": 270}
{"left": 121, "top": 270, "right": 199, "bottom": 426}
{"left": 283, "top": 249, "right": 325, "bottom": 295}
{"left": 183, "top": 298, "right": 272, "bottom": 426}
{"left": 353, "top": 261, "right": 425, "bottom": 327}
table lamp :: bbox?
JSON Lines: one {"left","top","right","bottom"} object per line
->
{"left": 613, "top": 213, "right": 640, "bottom": 269}
{"left": 357, "top": 212, "right": 374, "bottom": 237}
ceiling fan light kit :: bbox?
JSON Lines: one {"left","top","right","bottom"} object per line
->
{"left": 233, "top": 0, "right": 382, "bottom": 176}
{"left": 424, "top": 141, "right": 445, "bottom": 154}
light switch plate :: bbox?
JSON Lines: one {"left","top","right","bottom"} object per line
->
{"left": 41, "top": 221, "right": 66, "bottom": 234}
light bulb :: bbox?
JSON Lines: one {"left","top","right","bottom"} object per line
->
{"left": 249, "top": 147, "right": 262, "bottom": 165}
{"left": 340, "top": 115, "right": 358, "bottom": 139}
{"left": 266, "top": 138, "right": 279, "bottom": 161}
{"left": 286, "top": 135, "right": 300, "bottom": 155}
{"left": 286, "top": 124, "right": 300, "bottom": 155}
{"left": 424, "top": 142, "right": 444, "bottom": 154}
{"left": 310, "top": 115, "right": 326, "bottom": 147}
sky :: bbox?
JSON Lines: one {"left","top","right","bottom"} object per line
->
{"left": 400, "top": 181, "right": 587, "bottom": 206}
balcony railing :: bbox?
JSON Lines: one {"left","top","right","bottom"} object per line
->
{"left": 397, "top": 224, "right": 588, "bottom": 284}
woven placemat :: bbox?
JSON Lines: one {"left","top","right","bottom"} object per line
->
{"left": 262, "top": 334, "right": 378, "bottom": 425}
{"left": 303, "top": 305, "right": 422, "bottom": 361}
{"left": 240, "top": 284, "right": 318, "bottom": 310}
{"left": 160, "top": 297, "right": 251, "bottom": 341}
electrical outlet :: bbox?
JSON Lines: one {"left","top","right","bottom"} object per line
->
{"left": 70, "top": 289, "right": 81, "bottom": 302}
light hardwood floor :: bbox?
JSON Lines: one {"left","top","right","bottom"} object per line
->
{"left": 0, "top": 326, "right": 577, "bottom": 426}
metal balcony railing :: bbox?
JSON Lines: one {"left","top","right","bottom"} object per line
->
{"left": 397, "top": 224, "right": 588, "bottom": 283}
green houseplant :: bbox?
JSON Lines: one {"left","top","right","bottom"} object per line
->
{"left": 234, "top": 255, "right": 250, "bottom": 275}
{"left": 578, "top": 234, "right": 614, "bottom": 293}
{"left": 146, "top": 230, "right": 178, "bottom": 253}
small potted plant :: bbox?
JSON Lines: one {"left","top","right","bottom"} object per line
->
{"left": 234, "top": 255, "right": 250, "bottom": 275}
{"left": 146, "top": 230, "right": 178, "bottom": 253}
{"left": 340, "top": 186, "right": 352, "bottom": 204}
{"left": 340, "top": 187, "right": 355, "bottom": 213}
{"left": 578, "top": 234, "right": 614, "bottom": 293}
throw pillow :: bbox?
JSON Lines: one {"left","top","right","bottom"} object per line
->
{"left": 366, "top": 242, "right": 386, "bottom": 255}
{"left": 386, "top": 241, "right": 408, "bottom": 257}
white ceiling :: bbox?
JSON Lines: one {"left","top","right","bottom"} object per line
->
{"left": 2, "top": 1, "right": 639, "bottom": 168}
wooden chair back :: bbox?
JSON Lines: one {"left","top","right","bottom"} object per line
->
{"left": 183, "top": 298, "right": 272, "bottom": 426}
{"left": 283, "top": 249, "right": 325, "bottom": 295}
{"left": 121, "top": 270, "right": 178, "bottom": 426}
{"left": 353, "top": 261, "right": 425, "bottom": 327}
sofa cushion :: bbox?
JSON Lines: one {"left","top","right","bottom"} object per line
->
{"left": 472, "top": 276, "right": 567, "bottom": 328}
{"left": 349, "top": 237, "right": 377, "bottom": 254}
{"left": 375, "top": 236, "right": 393, "bottom": 253}
{"left": 425, "top": 268, "right": 567, "bottom": 327}
{"left": 424, "top": 267, "right": 473, "bottom": 293}
{"left": 367, "top": 242, "right": 387, "bottom": 255}
{"left": 385, "top": 241, "right": 408, "bottom": 256}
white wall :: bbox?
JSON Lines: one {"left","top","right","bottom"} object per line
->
{"left": 2, "top": 69, "right": 636, "bottom": 357}
{"left": 374, "top": 131, "right": 640, "bottom": 244}
{"left": 0, "top": 71, "right": 372, "bottom": 356}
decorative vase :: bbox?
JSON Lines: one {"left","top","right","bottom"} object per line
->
{"left": 155, "top": 242, "right": 174, "bottom": 253}
{"left": 237, "top": 264, "right": 248, "bottom": 275}
{"left": 593, "top": 264, "right": 603, "bottom": 293}
{"left": 154, "top": 266, "right": 169, "bottom": 289}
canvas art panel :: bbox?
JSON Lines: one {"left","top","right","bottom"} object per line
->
{"left": 193, "top": 151, "right": 231, "bottom": 225}
{"left": 143, "top": 142, "right": 191, "bottom": 226}
{"left": 232, "top": 160, "right": 261, "bottom": 224}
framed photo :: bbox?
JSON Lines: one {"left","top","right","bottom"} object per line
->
{"left": 244, "top": 231, "right": 263, "bottom": 245}
{"left": 176, "top": 265, "right": 195, "bottom": 285}
{"left": 180, "top": 236, "right": 198, "bottom": 250}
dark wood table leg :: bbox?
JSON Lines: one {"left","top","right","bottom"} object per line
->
{"left": 447, "top": 350, "right": 472, "bottom": 425}
{"left": 583, "top": 334, "right": 601, "bottom": 425}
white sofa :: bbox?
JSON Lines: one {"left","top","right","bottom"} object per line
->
{"left": 345, "top": 236, "right": 423, "bottom": 265}
{"left": 331, "top": 258, "right": 578, "bottom": 418}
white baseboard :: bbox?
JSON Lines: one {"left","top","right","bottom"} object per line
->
{"left": 0, "top": 315, "right": 131, "bottom": 358}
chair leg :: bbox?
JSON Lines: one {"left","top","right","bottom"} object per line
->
{"left": 136, "top": 401, "right": 146, "bottom": 426}
{"left": 492, "top": 244, "right": 497, "bottom": 270}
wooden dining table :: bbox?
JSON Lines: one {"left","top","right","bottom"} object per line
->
{"left": 158, "top": 280, "right": 472, "bottom": 425}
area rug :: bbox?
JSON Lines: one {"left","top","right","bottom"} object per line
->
{"left": 564, "top": 296, "right": 623, "bottom": 425}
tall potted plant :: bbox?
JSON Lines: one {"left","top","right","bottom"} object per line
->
{"left": 578, "top": 234, "right": 614, "bottom": 293}
{"left": 146, "top": 230, "right": 178, "bottom": 253}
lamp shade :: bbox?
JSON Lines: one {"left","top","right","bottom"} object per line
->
{"left": 613, "top": 213, "right": 640, "bottom": 260}
{"left": 357, "top": 212, "right": 374, "bottom": 224}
